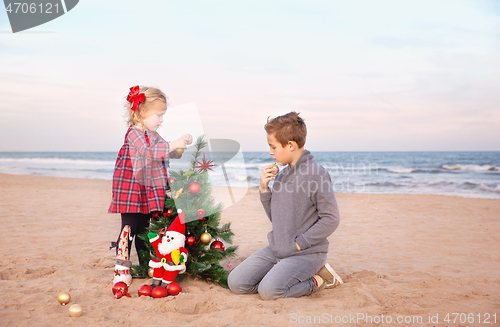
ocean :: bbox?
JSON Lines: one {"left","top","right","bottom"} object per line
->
{"left": 0, "top": 151, "right": 499, "bottom": 199}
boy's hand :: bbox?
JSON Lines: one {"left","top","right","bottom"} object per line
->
{"left": 260, "top": 165, "right": 276, "bottom": 193}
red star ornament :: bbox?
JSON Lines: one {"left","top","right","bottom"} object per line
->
{"left": 194, "top": 154, "right": 216, "bottom": 173}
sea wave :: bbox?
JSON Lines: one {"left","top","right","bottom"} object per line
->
{"left": 408, "top": 180, "right": 453, "bottom": 186}
{"left": 442, "top": 164, "right": 499, "bottom": 172}
{"left": 363, "top": 181, "right": 402, "bottom": 187}
{"left": 479, "top": 184, "right": 500, "bottom": 193}
{"left": 386, "top": 168, "right": 417, "bottom": 174}
{"left": 233, "top": 174, "right": 253, "bottom": 182}
{"left": 0, "top": 158, "right": 115, "bottom": 165}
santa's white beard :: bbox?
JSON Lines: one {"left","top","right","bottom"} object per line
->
{"left": 157, "top": 237, "right": 184, "bottom": 255}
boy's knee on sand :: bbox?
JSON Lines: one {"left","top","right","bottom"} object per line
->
{"left": 227, "top": 271, "right": 239, "bottom": 293}
{"left": 258, "top": 279, "right": 284, "bottom": 301}
{"left": 228, "top": 270, "right": 252, "bottom": 294}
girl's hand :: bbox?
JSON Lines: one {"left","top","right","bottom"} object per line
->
{"left": 182, "top": 134, "right": 193, "bottom": 147}
{"left": 170, "top": 134, "right": 193, "bottom": 150}
{"left": 260, "top": 165, "right": 275, "bottom": 193}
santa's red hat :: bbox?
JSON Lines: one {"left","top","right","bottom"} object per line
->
{"left": 167, "top": 209, "right": 185, "bottom": 240}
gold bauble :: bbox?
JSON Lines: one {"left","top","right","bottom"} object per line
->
{"left": 200, "top": 232, "right": 212, "bottom": 244}
{"left": 174, "top": 148, "right": 185, "bottom": 156}
{"left": 68, "top": 304, "right": 82, "bottom": 317}
{"left": 271, "top": 163, "right": 279, "bottom": 175}
{"left": 148, "top": 268, "right": 154, "bottom": 278}
{"left": 57, "top": 292, "right": 71, "bottom": 306}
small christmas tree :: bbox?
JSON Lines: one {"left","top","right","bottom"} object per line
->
{"left": 132, "top": 136, "right": 237, "bottom": 288}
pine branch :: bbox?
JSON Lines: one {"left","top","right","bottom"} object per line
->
{"left": 190, "top": 135, "right": 208, "bottom": 171}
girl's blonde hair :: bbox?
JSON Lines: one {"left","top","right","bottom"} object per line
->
{"left": 124, "top": 86, "right": 168, "bottom": 127}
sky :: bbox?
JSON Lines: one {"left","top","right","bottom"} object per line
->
{"left": 0, "top": 0, "right": 499, "bottom": 152}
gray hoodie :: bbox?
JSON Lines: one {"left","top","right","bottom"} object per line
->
{"left": 259, "top": 149, "right": 340, "bottom": 258}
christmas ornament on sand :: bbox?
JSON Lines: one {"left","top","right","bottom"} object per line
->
{"left": 151, "top": 286, "right": 167, "bottom": 298}
{"left": 148, "top": 209, "right": 188, "bottom": 288}
{"left": 68, "top": 304, "right": 82, "bottom": 317}
{"left": 167, "top": 281, "right": 182, "bottom": 296}
{"left": 57, "top": 292, "right": 71, "bottom": 305}
{"left": 138, "top": 285, "right": 153, "bottom": 297}
{"left": 112, "top": 282, "right": 131, "bottom": 299}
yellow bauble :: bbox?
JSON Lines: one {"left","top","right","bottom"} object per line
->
{"left": 200, "top": 232, "right": 212, "bottom": 244}
{"left": 57, "top": 292, "right": 71, "bottom": 306}
{"left": 68, "top": 304, "right": 82, "bottom": 317}
{"left": 174, "top": 148, "right": 185, "bottom": 156}
{"left": 148, "top": 268, "right": 154, "bottom": 278}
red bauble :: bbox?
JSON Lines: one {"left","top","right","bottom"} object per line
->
{"left": 188, "top": 182, "right": 202, "bottom": 194}
{"left": 138, "top": 285, "right": 153, "bottom": 297}
{"left": 167, "top": 282, "right": 182, "bottom": 296}
{"left": 112, "top": 282, "right": 128, "bottom": 295}
{"left": 163, "top": 208, "right": 173, "bottom": 218}
{"left": 196, "top": 208, "right": 205, "bottom": 217}
{"left": 168, "top": 176, "right": 176, "bottom": 184}
{"left": 186, "top": 236, "right": 196, "bottom": 247}
{"left": 210, "top": 240, "right": 225, "bottom": 251}
{"left": 151, "top": 286, "right": 167, "bottom": 298}
{"left": 112, "top": 282, "right": 131, "bottom": 299}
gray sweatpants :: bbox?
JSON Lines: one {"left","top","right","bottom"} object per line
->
{"left": 228, "top": 246, "right": 327, "bottom": 300}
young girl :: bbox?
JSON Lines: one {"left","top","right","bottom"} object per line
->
{"left": 109, "top": 85, "right": 192, "bottom": 285}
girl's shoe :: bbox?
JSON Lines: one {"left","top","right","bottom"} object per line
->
{"left": 113, "top": 269, "right": 132, "bottom": 286}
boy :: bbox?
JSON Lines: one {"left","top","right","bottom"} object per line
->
{"left": 228, "top": 111, "right": 343, "bottom": 300}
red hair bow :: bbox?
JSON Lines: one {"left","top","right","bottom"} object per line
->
{"left": 127, "top": 85, "right": 145, "bottom": 111}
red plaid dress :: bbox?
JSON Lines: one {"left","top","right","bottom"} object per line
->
{"left": 108, "top": 126, "right": 177, "bottom": 214}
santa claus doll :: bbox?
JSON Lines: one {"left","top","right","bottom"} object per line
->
{"left": 148, "top": 209, "right": 188, "bottom": 287}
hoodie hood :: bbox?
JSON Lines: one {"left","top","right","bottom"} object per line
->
{"left": 279, "top": 149, "right": 314, "bottom": 183}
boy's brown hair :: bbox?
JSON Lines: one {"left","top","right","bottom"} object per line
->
{"left": 264, "top": 111, "right": 307, "bottom": 148}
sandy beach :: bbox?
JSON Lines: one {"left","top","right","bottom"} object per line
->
{"left": 0, "top": 172, "right": 499, "bottom": 326}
